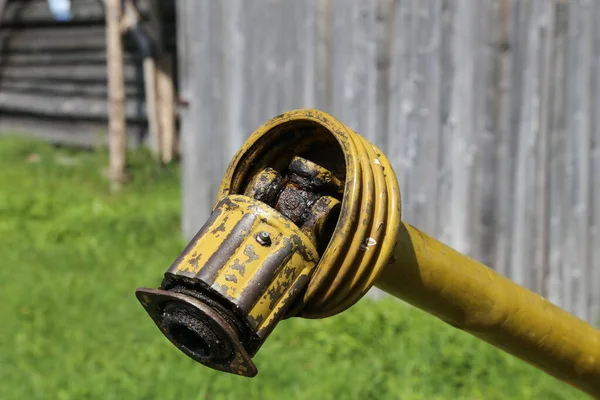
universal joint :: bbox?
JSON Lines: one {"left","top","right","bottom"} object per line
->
{"left": 136, "top": 109, "right": 600, "bottom": 399}
{"left": 136, "top": 109, "right": 399, "bottom": 376}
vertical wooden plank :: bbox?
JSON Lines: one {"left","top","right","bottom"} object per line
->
{"left": 547, "top": 2, "right": 568, "bottom": 307}
{"left": 315, "top": 0, "right": 333, "bottom": 111}
{"left": 176, "top": 0, "right": 190, "bottom": 107}
{"left": 400, "top": 1, "right": 444, "bottom": 236}
{"left": 387, "top": 0, "right": 415, "bottom": 225}
{"left": 560, "top": 2, "right": 579, "bottom": 314}
{"left": 496, "top": 0, "right": 526, "bottom": 278}
{"left": 326, "top": 0, "right": 391, "bottom": 148}
{"left": 489, "top": 0, "right": 512, "bottom": 275}
{"left": 175, "top": 0, "right": 190, "bottom": 161}
{"left": 434, "top": 1, "right": 456, "bottom": 246}
{"left": 222, "top": 0, "right": 246, "bottom": 164}
{"left": 249, "top": 0, "right": 281, "bottom": 125}
{"left": 447, "top": 0, "right": 482, "bottom": 255}
{"left": 143, "top": 58, "right": 160, "bottom": 154}
{"left": 280, "top": 0, "right": 314, "bottom": 113}
{"left": 510, "top": 0, "right": 539, "bottom": 287}
{"left": 105, "top": 0, "right": 126, "bottom": 189}
{"left": 302, "top": 0, "right": 317, "bottom": 109}
{"left": 387, "top": 0, "right": 448, "bottom": 239}
{"left": 566, "top": 0, "right": 593, "bottom": 321}
{"left": 329, "top": 0, "right": 375, "bottom": 138}
{"left": 419, "top": 0, "right": 444, "bottom": 237}
{"left": 532, "top": 2, "right": 555, "bottom": 296}
{"left": 240, "top": 0, "right": 260, "bottom": 139}
{"left": 580, "top": 0, "right": 594, "bottom": 324}
{"left": 134, "top": 0, "right": 161, "bottom": 156}
{"left": 180, "top": 0, "right": 226, "bottom": 239}
{"left": 179, "top": 0, "right": 202, "bottom": 239}
{"left": 205, "top": 0, "right": 227, "bottom": 213}
{"left": 236, "top": 0, "right": 316, "bottom": 135}
{"left": 0, "top": 0, "right": 8, "bottom": 25}
{"left": 400, "top": 0, "right": 422, "bottom": 230}
{"left": 157, "top": 52, "right": 176, "bottom": 164}
{"left": 469, "top": 0, "right": 500, "bottom": 265}
{"left": 373, "top": 0, "right": 395, "bottom": 150}
{"left": 591, "top": 1, "right": 600, "bottom": 325}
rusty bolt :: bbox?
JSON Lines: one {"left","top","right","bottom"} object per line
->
{"left": 282, "top": 193, "right": 300, "bottom": 210}
{"left": 256, "top": 231, "right": 272, "bottom": 246}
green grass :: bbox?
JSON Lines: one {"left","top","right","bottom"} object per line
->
{"left": 0, "top": 136, "right": 587, "bottom": 400}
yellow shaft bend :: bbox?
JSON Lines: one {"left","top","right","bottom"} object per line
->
{"left": 376, "top": 222, "right": 600, "bottom": 398}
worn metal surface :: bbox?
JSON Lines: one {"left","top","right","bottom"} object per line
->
{"left": 137, "top": 193, "right": 320, "bottom": 375}
{"left": 136, "top": 288, "right": 258, "bottom": 376}
{"left": 136, "top": 151, "right": 350, "bottom": 376}
{"left": 216, "top": 109, "right": 401, "bottom": 318}
{"left": 139, "top": 109, "right": 600, "bottom": 397}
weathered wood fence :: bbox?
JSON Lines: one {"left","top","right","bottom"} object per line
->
{"left": 178, "top": 0, "right": 599, "bottom": 324}
{"left": 0, "top": 0, "right": 175, "bottom": 147}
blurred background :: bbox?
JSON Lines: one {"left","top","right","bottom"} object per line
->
{"left": 0, "top": 0, "right": 597, "bottom": 399}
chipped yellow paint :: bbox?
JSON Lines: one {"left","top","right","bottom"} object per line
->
{"left": 174, "top": 236, "right": 213, "bottom": 274}
{"left": 175, "top": 248, "right": 207, "bottom": 274}
{"left": 174, "top": 204, "right": 250, "bottom": 276}
{"left": 168, "top": 194, "right": 319, "bottom": 339}
{"left": 204, "top": 196, "right": 318, "bottom": 305}
{"left": 256, "top": 267, "right": 312, "bottom": 337}
{"left": 248, "top": 251, "right": 307, "bottom": 327}
{"left": 213, "top": 225, "right": 285, "bottom": 299}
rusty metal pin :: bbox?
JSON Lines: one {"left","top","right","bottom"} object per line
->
{"left": 256, "top": 231, "right": 272, "bottom": 246}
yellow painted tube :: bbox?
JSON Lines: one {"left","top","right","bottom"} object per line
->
{"left": 216, "top": 109, "right": 600, "bottom": 397}
{"left": 137, "top": 108, "right": 600, "bottom": 398}
{"left": 375, "top": 222, "right": 600, "bottom": 398}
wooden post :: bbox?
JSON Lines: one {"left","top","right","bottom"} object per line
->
{"left": 122, "top": 0, "right": 161, "bottom": 156}
{"left": 143, "top": 57, "right": 161, "bottom": 154}
{"left": 105, "top": 0, "right": 126, "bottom": 189}
{"left": 0, "top": 0, "right": 8, "bottom": 23}
{"left": 157, "top": 52, "right": 176, "bottom": 164}
{"left": 146, "top": 0, "right": 162, "bottom": 157}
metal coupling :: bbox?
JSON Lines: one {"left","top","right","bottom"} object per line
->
{"left": 136, "top": 109, "right": 401, "bottom": 376}
{"left": 135, "top": 109, "right": 600, "bottom": 400}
